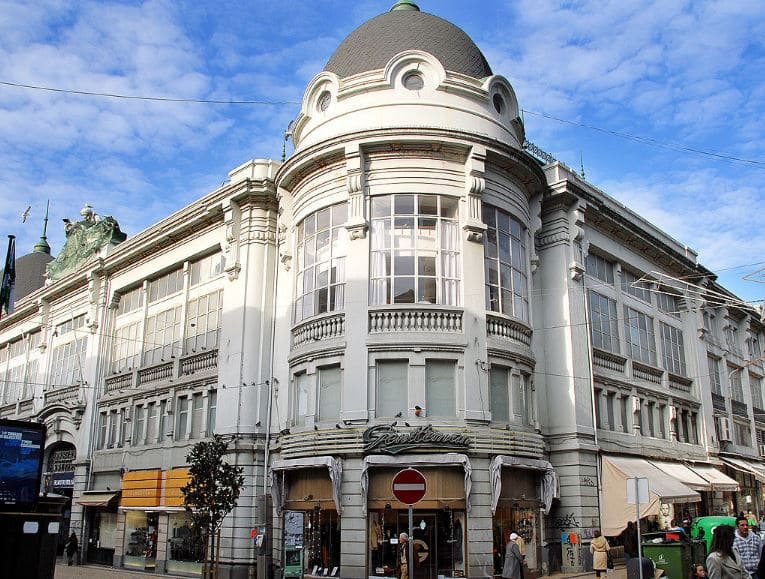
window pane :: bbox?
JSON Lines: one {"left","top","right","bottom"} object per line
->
{"left": 377, "top": 361, "right": 407, "bottom": 417}
{"left": 426, "top": 360, "right": 455, "bottom": 417}
{"left": 490, "top": 367, "right": 510, "bottom": 422}
{"left": 318, "top": 366, "right": 342, "bottom": 421}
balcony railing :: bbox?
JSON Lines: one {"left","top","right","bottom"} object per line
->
{"left": 711, "top": 392, "right": 727, "bottom": 412}
{"left": 105, "top": 372, "right": 133, "bottom": 393}
{"left": 732, "top": 399, "right": 749, "bottom": 418}
{"left": 102, "top": 349, "right": 219, "bottom": 397}
{"left": 44, "top": 385, "right": 80, "bottom": 405}
{"left": 632, "top": 362, "right": 663, "bottom": 385}
{"left": 292, "top": 313, "right": 345, "bottom": 348}
{"left": 485, "top": 313, "right": 531, "bottom": 346}
{"left": 180, "top": 349, "right": 218, "bottom": 376}
{"left": 593, "top": 349, "right": 627, "bottom": 374}
{"left": 668, "top": 373, "right": 693, "bottom": 393}
{"left": 369, "top": 307, "right": 463, "bottom": 334}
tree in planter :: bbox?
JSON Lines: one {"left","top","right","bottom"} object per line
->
{"left": 181, "top": 435, "right": 245, "bottom": 579}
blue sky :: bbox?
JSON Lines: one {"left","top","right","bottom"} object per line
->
{"left": 1, "top": 0, "right": 763, "bottom": 304}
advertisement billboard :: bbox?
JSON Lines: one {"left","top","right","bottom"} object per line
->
{"left": 0, "top": 419, "right": 46, "bottom": 509}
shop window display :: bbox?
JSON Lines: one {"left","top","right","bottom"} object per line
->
{"left": 284, "top": 507, "right": 340, "bottom": 578}
{"left": 369, "top": 507, "right": 466, "bottom": 579}
{"left": 492, "top": 506, "right": 537, "bottom": 576}
{"left": 167, "top": 513, "right": 205, "bottom": 574}
{"left": 87, "top": 510, "right": 117, "bottom": 565}
{"left": 123, "top": 511, "right": 159, "bottom": 569}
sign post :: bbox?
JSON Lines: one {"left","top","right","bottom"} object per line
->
{"left": 626, "top": 477, "right": 649, "bottom": 579}
{"left": 392, "top": 468, "right": 427, "bottom": 579}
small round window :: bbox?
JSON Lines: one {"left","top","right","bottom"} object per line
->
{"left": 403, "top": 72, "right": 424, "bottom": 91}
{"left": 493, "top": 93, "right": 505, "bottom": 114}
{"left": 317, "top": 91, "right": 331, "bottom": 112}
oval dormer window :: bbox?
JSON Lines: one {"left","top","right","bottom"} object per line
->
{"left": 317, "top": 91, "right": 332, "bottom": 112}
{"left": 493, "top": 93, "right": 505, "bottom": 114}
{"left": 403, "top": 72, "right": 424, "bottom": 91}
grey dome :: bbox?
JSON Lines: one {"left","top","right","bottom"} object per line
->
{"left": 325, "top": 7, "right": 492, "bottom": 79}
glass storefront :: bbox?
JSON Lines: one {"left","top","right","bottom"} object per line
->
{"left": 167, "top": 512, "right": 206, "bottom": 574}
{"left": 284, "top": 508, "right": 340, "bottom": 578}
{"left": 368, "top": 508, "right": 466, "bottom": 579}
{"left": 87, "top": 510, "right": 117, "bottom": 565}
{"left": 492, "top": 468, "right": 541, "bottom": 577}
{"left": 123, "top": 511, "right": 159, "bottom": 569}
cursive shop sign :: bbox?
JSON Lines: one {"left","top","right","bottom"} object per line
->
{"left": 363, "top": 424, "right": 470, "bottom": 455}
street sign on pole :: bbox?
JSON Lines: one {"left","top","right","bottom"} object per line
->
{"left": 626, "top": 477, "right": 649, "bottom": 579}
{"left": 392, "top": 468, "right": 427, "bottom": 579}
{"left": 626, "top": 477, "right": 649, "bottom": 505}
{"left": 392, "top": 468, "right": 427, "bottom": 505}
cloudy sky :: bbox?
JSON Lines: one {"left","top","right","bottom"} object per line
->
{"left": 1, "top": 0, "right": 763, "bottom": 303}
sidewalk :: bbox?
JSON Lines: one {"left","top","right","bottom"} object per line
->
{"left": 55, "top": 562, "right": 189, "bottom": 578}
{"left": 55, "top": 562, "right": 628, "bottom": 579}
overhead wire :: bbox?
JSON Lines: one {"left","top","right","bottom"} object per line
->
{"left": 1, "top": 78, "right": 763, "bottom": 168}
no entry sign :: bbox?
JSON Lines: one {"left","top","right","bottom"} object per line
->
{"left": 392, "top": 468, "right": 427, "bottom": 505}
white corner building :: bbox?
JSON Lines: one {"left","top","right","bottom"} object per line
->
{"left": 1, "top": 2, "right": 763, "bottom": 579}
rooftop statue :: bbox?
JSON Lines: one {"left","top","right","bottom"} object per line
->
{"left": 46, "top": 204, "right": 127, "bottom": 280}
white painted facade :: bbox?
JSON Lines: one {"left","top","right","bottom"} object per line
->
{"left": 0, "top": 3, "right": 763, "bottom": 579}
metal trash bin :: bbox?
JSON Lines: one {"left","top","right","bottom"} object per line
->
{"left": 641, "top": 532, "right": 692, "bottom": 579}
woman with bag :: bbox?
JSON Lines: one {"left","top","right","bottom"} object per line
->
{"left": 590, "top": 529, "right": 611, "bottom": 578}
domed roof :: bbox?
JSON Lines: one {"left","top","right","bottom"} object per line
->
{"left": 325, "top": 2, "right": 492, "bottom": 79}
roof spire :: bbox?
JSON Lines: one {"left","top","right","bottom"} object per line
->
{"left": 33, "top": 200, "right": 51, "bottom": 254}
{"left": 391, "top": 0, "right": 420, "bottom": 11}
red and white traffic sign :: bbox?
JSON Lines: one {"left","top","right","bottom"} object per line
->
{"left": 392, "top": 468, "right": 427, "bottom": 505}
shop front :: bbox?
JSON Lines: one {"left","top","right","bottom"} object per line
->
{"left": 164, "top": 468, "right": 205, "bottom": 575}
{"left": 271, "top": 457, "right": 343, "bottom": 579}
{"left": 361, "top": 454, "right": 472, "bottom": 579}
{"left": 120, "top": 470, "right": 163, "bottom": 571}
{"left": 720, "top": 457, "right": 765, "bottom": 516}
{"left": 600, "top": 455, "right": 701, "bottom": 537}
{"left": 78, "top": 490, "right": 120, "bottom": 565}
{"left": 490, "top": 456, "right": 557, "bottom": 579}
{"left": 117, "top": 467, "right": 203, "bottom": 574}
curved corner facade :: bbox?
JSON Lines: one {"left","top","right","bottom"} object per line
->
{"left": 0, "top": 4, "right": 763, "bottom": 579}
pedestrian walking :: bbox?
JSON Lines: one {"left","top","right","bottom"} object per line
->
{"left": 707, "top": 524, "right": 747, "bottom": 579}
{"left": 65, "top": 532, "right": 78, "bottom": 566}
{"left": 502, "top": 532, "right": 523, "bottom": 579}
{"left": 398, "top": 532, "right": 409, "bottom": 579}
{"left": 623, "top": 521, "right": 639, "bottom": 565}
{"left": 733, "top": 516, "right": 762, "bottom": 579}
{"left": 590, "top": 529, "right": 610, "bottom": 579}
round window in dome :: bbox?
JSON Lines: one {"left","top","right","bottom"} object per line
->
{"left": 493, "top": 93, "right": 505, "bottom": 114}
{"left": 317, "top": 91, "right": 332, "bottom": 112}
{"left": 403, "top": 72, "right": 425, "bottom": 91}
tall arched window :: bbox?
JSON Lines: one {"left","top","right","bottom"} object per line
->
{"left": 294, "top": 204, "right": 348, "bottom": 322}
{"left": 483, "top": 204, "right": 528, "bottom": 322}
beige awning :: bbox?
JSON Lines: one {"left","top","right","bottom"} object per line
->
{"left": 601, "top": 455, "right": 700, "bottom": 537}
{"left": 78, "top": 490, "right": 119, "bottom": 507}
{"left": 720, "top": 457, "right": 765, "bottom": 483}
{"left": 649, "top": 461, "right": 712, "bottom": 491}
{"left": 687, "top": 464, "right": 739, "bottom": 491}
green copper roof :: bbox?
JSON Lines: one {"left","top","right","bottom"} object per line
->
{"left": 391, "top": 0, "right": 420, "bottom": 11}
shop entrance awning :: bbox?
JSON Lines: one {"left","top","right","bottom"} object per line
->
{"left": 601, "top": 455, "right": 700, "bottom": 537}
{"left": 649, "top": 461, "right": 712, "bottom": 491}
{"left": 720, "top": 457, "right": 765, "bottom": 483}
{"left": 687, "top": 464, "right": 739, "bottom": 491}
{"left": 78, "top": 490, "right": 120, "bottom": 507}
